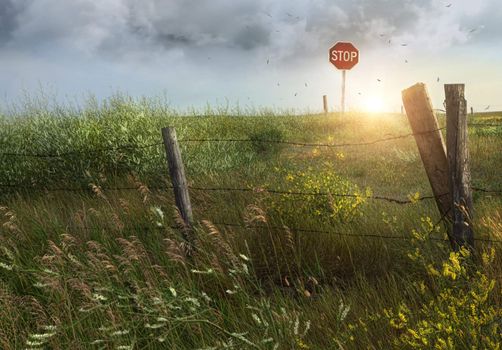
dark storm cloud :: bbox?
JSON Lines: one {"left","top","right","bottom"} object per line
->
{"left": 233, "top": 24, "right": 270, "bottom": 50}
{"left": 3, "top": 0, "right": 499, "bottom": 59}
{"left": 0, "top": 0, "right": 25, "bottom": 44}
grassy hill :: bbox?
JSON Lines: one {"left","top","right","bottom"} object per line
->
{"left": 0, "top": 96, "right": 501, "bottom": 349}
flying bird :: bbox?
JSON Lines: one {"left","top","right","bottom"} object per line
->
{"left": 485, "top": 105, "right": 490, "bottom": 110}
{"left": 377, "top": 79, "right": 382, "bottom": 82}
{"left": 437, "top": 77, "right": 440, "bottom": 82}
{"left": 405, "top": 59, "right": 408, "bottom": 63}
{"left": 401, "top": 43, "right": 408, "bottom": 46}
{"left": 286, "top": 12, "right": 293, "bottom": 17}
{"left": 304, "top": 83, "right": 308, "bottom": 87}
{"left": 446, "top": 3, "right": 452, "bottom": 7}
{"left": 294, "top": 92, "right": 298, "bottom": 96}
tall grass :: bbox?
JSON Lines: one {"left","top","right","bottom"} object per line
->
{"left": 0, "top": 93, "right": 501, "bottom": 349}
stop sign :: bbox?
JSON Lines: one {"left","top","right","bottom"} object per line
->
{"left": 329, "top": 42, "right": 359, "bottom": 70}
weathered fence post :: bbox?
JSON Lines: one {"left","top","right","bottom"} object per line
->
{"left": 323, "top": 95, "right": 328, "bottom": 114}
{"left": 161, "top": 127, "right": 195, "bottom": 246}
{"left": 402, "top": 83, "right": 454, "bottom": 245}
{"left": 444, "top": 84, "right": 474, "bottom": 250}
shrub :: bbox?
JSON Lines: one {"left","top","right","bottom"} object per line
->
{"left": 248, "top": 127, "right": 285, "bottom": 156}
{"left": 267, "top": 167, "right": 369, "bottom": 223}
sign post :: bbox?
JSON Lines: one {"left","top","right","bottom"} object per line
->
{"left": 329, "top": 42, "right": 359, "bottom": 114}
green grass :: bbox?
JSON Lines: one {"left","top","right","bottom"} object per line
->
{"left": 0, "top": 94, "right": 501, "bottom": 349}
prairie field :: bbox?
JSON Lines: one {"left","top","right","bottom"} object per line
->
{"left": 0, "top": 95, "right": 501, "bottom": 349}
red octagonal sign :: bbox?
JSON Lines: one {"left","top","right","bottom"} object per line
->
{"left": 329, "top": 42, "right": 359, "bottom": 70}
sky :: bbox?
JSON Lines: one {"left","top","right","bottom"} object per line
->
{"left": 0, "top": 0, "right": 501, "bottom": 113}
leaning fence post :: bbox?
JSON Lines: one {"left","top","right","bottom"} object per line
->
{"left": 323, "top": 95, "right": 328, "bottom": 114}
{"left": 444, "top": 84, "right": 474, "bottom": 251}
{"left": 402, "top": 83, "right": 454, "bottom": 246}
{"left": 161, "top": 127, "right": 194, "bottom": 245}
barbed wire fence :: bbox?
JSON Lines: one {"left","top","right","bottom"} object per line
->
{"left": 1, "top": 121, "right": 501, "bottom": 245}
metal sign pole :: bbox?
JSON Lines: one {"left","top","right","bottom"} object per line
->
{"left": 341, "top": 69, "right": 346, "bottom": 114}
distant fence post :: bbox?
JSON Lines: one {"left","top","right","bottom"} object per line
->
{"left": 323, "top": 95, "right": 328, "bottom": 114}
{"left": 161, "top": 127, "right": 195, "bottom": 248}
{"left": 402, "top": 83, "right": 454, "bottom": 246}
{"left": 445, "top": 84, "right": 474, "bottom": 251}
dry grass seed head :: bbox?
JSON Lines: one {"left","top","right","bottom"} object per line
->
{"left": 60, "top": 234, "right": 78, "bottom": 250}
{"left": 173, "top": 207, "right": 190, "bottom": 233}
{"left": 244, "top": 204, "right": 267, "bottom": 226}
{"left": 90, "top": 184, "right": 108, "bottom": 201}
{"left": 202, "top": 220, "right": 238, "bottom": 267}
{"left": 67, "top": 278, "right": 92, "bottom": 299}
{"left": 284, "top": 226, "right": 295, "bottom": 252}
{"left": 164, "top": 238, "right": 187, "bottom": 267}
{"left": 111, "top": 212, "right": 124, "bottom": 232}
{"left": 118, "top": 198, "right": 131, "bottom": 214}
{"left": 129, "top": 174, "right": 151, "bottom": 203}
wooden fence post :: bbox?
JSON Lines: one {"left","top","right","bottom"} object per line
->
{"left": 161, "top": 127, "right": 195, "bottom": 245}
{"left": 323, "top": 95, "right": 328, "bottom": 114}
{"left": 444, "top": 84, "right": 474, "bottom": 250}
{"left": 402, "top": 83, "right": 454, "bottom": 246}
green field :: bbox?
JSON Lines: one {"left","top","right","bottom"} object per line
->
{"left": 0, "top": 95, "right": 501, "bottom": 349}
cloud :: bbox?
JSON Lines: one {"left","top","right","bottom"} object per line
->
{"left": 232, "top": 24, "right": 270, "bottom": 50}
{"left": 3, "top": 0, "right": 498, "bottom": 62}
{"left": 0, "top": 0, "right": 26, "bottom": 44}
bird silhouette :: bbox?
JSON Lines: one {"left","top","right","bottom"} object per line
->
{"left": 304, "top": 83, "right": 308, "bottom": 87}
{"left": 485, "top": 105, "right": 490, "bottom": 110}
{"left": 437, "top": 77, "right": 440, "bottom": 82}
{"left": 377, "top": 79, "right": 381, "bottom": 82}
{"left": 401, "top": 43, "right": 408, "bottom": 46}
{"left": 446, "top": 3, "right": 452, "bottom": 7}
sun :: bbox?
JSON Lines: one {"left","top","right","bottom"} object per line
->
{"left": 363, "top": 96, "right": 385, "bottom": 113}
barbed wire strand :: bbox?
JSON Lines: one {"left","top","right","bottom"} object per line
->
{"left": 187, "top": 186, "right": 442, "bottom": 204}
{"left": 212, "top": 221, "right": 501, "bottom": 244}
{"left": 178, "top": 128, "right": 446, "bottom": 148}
{"left": 50, "top": 220, "right": 502, "bottom": 244}
{"left": 1, "top": 183, "right": 501, "bottom": 201}
{"left": 0, "top": 142, "right": 163, "bottom": 158}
